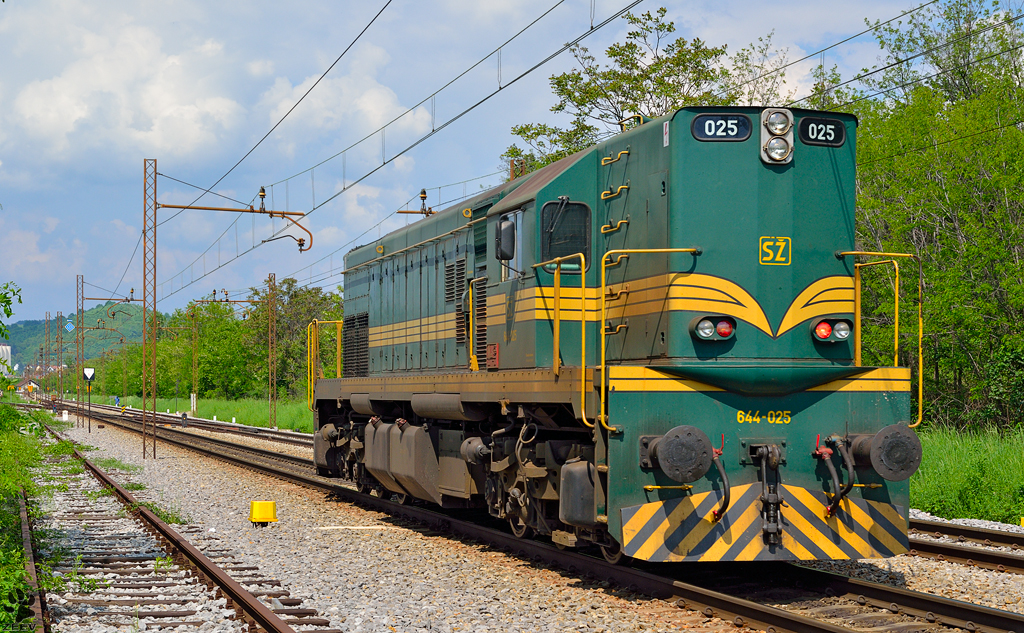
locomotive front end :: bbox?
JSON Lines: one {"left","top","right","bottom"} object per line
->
{"left": 597, "top": 107, "right": 923, "bottom": 562}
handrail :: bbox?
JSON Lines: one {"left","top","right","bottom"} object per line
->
{"left": 837, "top": 251, "right": 924, "bottom": 428}
{"left": 306, "top": 321, "right": 318, "bottom": 411}
{"left": 346, "top": 217, "right": 484, "bottom": 274}
{"left": 600, "top": 248, "right": 702, "bottom": 434}
{"left": 466, "top": 278, "right": 486, "bottom": 371}
{"left": 601, "top": 148, "right": 630, "bottom": 166}
{"left": 854, "top": 260, "right": 900, "bottom": 367}
{"left": 532, "top": 253, "right": 591, "bottom": 426}
{"left": 306, "top": 319, "right": 344, "bottom": 411}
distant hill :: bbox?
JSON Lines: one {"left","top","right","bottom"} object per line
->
{"left": 4, "top": 302, "right": 147, "bottom": 368}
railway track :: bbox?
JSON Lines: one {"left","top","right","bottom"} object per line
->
{"left": 64, "top": 401, "right": 1024, "bottom": 633}
{"left": 52, "top": 400, "right": 315, "bottom": 447}
{"left": 38, "top": 425, "right": 339, "bottom": 633}
{"left": 907, "top": 518, "right": 1024, "bottom": 575}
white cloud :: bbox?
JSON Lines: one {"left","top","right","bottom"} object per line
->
{"left": 247, "top": 60, "right": 275, "bottom": 77}
{"left": 260, "top": 44, "right": 432, "bottom": 149}
{"left": 0, "top": 218, "right": 81, "bottom": 284}
{"left": 109, "top": 219, "right": 136, "bottom": 238}
{"left": 8, "top": 17, "right": 243, "bottom": 157}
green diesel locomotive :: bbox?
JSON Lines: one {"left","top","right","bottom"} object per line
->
{"left": 309, "top": 106, "right": 923, "bottom": 564}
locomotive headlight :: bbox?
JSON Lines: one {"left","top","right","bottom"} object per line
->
{"left": 833, "top": 321, "right": 851, "bottom": 339}
{"left": 765, "top": 111, "right": 791, "bottom": 135}
{"left": 765, "top": 137, "right": 791, "bottom": 161}
{"left": 696, "top": 319, "right": 715, "bottom": 339}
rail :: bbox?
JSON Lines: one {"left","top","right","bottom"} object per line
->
{"left": 306, "top": 319, "right": 344, "bottom": 411}
{"left": 532, "top": 253, "right": 590, "bottom": 425}
{"left": 837, "top": 251, "right": 924, "bottom": 427}
{"left": 18, "top": 490, "right": 44, "bottom": 632}
{"left": 48, "top": 425, "right": 298, "bottom": 633}
{"left": 599, "top": 248, "right": 702, "bottom": 433}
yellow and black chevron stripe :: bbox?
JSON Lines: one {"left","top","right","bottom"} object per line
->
{"left": 620, "top": 484, "right": 908, "bottom": 562}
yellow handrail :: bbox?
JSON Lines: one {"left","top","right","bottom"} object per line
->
{"left": 601, "top": 183, "right": 630, "bottom": 200}
{"left": 600, "top": 217, "right": 630, "bottom": 234}
{"left": 306, "top": 319, "right": 345, "bottom": 412}
{"left": 601, "top": 149, "right": 630, "bottom": 166}
{"left": 600, "top": 248, "right": 702, "bottom": 434}
{"left": 306, "top": 320, "right": 318, "bottom": 411}
{"left": 837, "top": 251, "right": 924, "bottom": 428}
{"left": 532, "top": 254, "right": 591, "bottom": 426}
{"left": 854, "top": 260, "right": 900, "bottom": 367}
{"left": 466, "top": 278, "right": 485, "bottom": 371}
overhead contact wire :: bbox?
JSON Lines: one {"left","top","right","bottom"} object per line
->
{"left": 159, "top": 0, "right": 643, "bottom": 301}
{"left": 155, "top": 0, "right": 392, "bottom": 229}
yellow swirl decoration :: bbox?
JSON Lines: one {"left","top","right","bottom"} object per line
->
{"left": 775, "top": 275, "right": 855, "bottom": 337}
{"left": 665, "top": 273, "right": 774, "bottom": 336}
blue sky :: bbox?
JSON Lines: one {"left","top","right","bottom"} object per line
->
{"left": 0, "top": 0, "right": 909, "bottom": 322}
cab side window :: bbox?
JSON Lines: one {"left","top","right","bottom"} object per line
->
{"left": 541, "top": 199, "right": 590, "bottom": 271}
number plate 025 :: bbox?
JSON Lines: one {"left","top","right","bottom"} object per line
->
{"left": 691, "top": 114, "right": 752, "bottom": 142}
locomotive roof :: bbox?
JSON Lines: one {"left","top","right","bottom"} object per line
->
{"left": 344, "top": 147, "right": 587, "bottom": 268}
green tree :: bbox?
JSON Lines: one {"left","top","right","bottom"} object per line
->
{"left": 244, "top": 279, "right": 343, "bottom": 399}
{"left": 852, "top": 0, "right": 1024, "bottom": 429}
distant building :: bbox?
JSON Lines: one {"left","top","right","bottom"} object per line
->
{"left": 16, "top": 379, "right": 38, "bottom": 394}
{"left": 0, "top": 345, "right": 10, "bottom": 377}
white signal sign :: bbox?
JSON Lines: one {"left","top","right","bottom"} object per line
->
{"left": 83, "top": 367, "right": 96, "bottom": 381}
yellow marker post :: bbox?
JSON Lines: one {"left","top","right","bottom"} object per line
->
{"left": 249, "top": 501, "right": 277, "bottom": 528}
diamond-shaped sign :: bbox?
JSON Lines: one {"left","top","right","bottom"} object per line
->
{"left": 64, "top": 322, "right": 75, "bottom": 333}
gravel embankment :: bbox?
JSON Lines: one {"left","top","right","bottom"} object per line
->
{"left": 62, "top": 421, "right": 736, "bottom": 633}
{"left": 910, "top": 507, "right": 1024, "bottom": 534}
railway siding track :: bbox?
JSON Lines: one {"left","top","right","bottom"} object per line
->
{"left": 84, "top": 402, "right": 314, "bottom": 447}
{"left": 38, "top": 425, "right": 340, "bottom": 633}
{"left": 906, "top": 519, "right": 1024, "bottom": 575}
{"left": 68, "top": 402, "right": 1024, "bottom": 633}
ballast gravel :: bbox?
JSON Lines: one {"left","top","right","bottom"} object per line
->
{"left": 61, "top": 421, "right": 737, "bottom": 633}
{"left": 910, "top": 507, "right": 1024, "bottom": 534}
{"left": 800, "top": 509, "right": 1024, "bottom": 614}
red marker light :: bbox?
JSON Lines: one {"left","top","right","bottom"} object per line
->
{"left": 815, "top": 322, "right": 832, "bottom": 340}
{"left": 716, "top": 320, "right": 733, "bottom": 337}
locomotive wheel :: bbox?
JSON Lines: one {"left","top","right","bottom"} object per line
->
{"left": 509, "top": 515, "right": 533, "bottom": 539}
{"left": 393, "top": 492, "right": 411, "bottom": 505}
{"left": 600, "top": 539, "right": 627, "bottom": 565}
{"left": 356, "top": 480, "right": 371, "bottom": 495}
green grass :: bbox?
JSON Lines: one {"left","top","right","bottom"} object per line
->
{"left": 117, "top": 396, "right": 313, "bottom": 433}
{"left": 912, "top": 427, "right": 1024, "bottom": 524}
{"left": 92, "top": 457, "right": 141, "bottom": 474}
{"left": 0, "top": 405, "right": 43, "bottom": 626}
{"left": 125, "top": 501, "right": 186, "bottom": 524}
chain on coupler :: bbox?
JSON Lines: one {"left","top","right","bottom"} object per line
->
{"left": 756, "top": 444, "right": 784, "bottom": 545}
